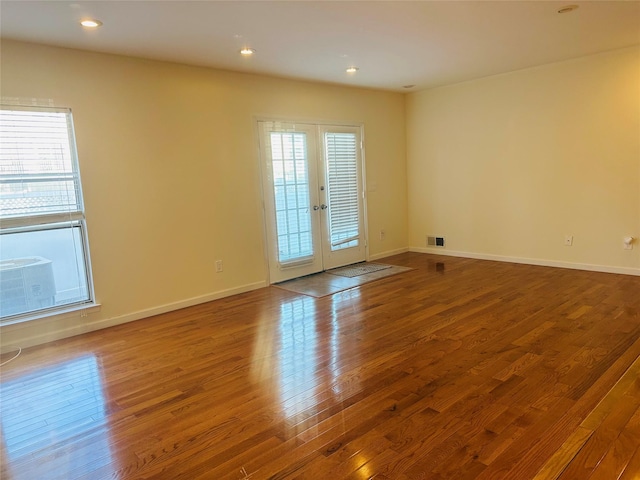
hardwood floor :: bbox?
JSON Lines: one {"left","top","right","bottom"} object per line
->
{"left": 1, "top": 252, "right": 639, "bottom": 479}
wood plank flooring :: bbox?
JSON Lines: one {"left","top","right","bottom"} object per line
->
{"left": 1, "top": 252, "right": 639, "bottom": 479}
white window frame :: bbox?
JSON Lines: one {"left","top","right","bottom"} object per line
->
{"left": 0, "top": 104, "right": 96, "bottom": 324}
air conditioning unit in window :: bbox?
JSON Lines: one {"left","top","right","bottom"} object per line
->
{"left": 0, "top": 257, "right": 56, "bottom": 317}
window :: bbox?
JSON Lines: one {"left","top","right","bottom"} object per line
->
{"left": 0, "top": 105, "right": 94, "bottom": 321}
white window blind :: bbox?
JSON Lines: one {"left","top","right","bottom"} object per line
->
{"left": 0, "top": 107, "right": 83, "bottom": 225}
{"left": 324, "top": 132, "right": 360, "bottom": 251}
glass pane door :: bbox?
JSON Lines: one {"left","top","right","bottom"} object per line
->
{"left": 270, "top": 132, "right": 313, "bottom": 264}
{"left": 259, "top": 121, "right": 366, "bottom": 283}
{"left": 319, "top": 126, "right": 365, "bottom": 270}
{"left": 259, "top": 122, "right": 322, "bottom": 283}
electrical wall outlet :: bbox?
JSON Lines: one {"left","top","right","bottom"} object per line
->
{"left": 215, "top": 260, "right": 223, "bottom": 273}
{"left": 623, "top": 237, "right": 634, "bottom": 250}
{"left": 564, "top": 235, "right": 573, "bottom": 246}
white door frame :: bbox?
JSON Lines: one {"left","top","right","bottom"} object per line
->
{"left": 256, "top": 118, "right": 368, "bottom": 284}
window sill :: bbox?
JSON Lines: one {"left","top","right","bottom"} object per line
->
{"left": 1, "top": 302, "right": 102, "bottom": 327}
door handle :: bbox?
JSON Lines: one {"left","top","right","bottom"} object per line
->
{"left": 313, "top": 205, "right": 320, "bottom": 211}
{"left": 320, "top": 204, "right": 328, "bottom": 210}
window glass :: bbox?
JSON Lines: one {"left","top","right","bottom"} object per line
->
{"left": 0, "top": 106, "right": 94, "bottom": 321}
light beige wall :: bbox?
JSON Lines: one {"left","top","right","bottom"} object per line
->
{"left": 0, "top": 40, "right": 408, "bottom": 347}
{"left": 407, "top": 46, "right": 640, "bottom": 273}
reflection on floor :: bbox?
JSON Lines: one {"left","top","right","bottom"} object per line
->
{"left": 0, "top": 355, "right": 111, "bottom": 480}
{"left": 274, "top": 263, "right": 412, "bottom": 297}
{"left": 1, "top": 253, "right": 640, "bottom": 479}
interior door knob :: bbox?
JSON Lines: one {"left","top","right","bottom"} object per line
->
{"left": 313, "top": 205, "right": 320, "bottom": 211}
{"left": 320, "top": 204, "right": 328, "bottom": 210}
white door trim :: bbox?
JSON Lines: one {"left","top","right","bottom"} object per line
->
{"left": 256, "top": 118, "right": 368, "bottom": 284}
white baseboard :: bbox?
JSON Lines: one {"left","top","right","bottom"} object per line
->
{"left": 4, "top": 248, "right": 637, "bottom": 350}
{"left": 369, "top": 247, "right": 410, "bottom": 261}
{"left": 410, "top": 247, "right": 640, "bottom": 276}
{"left": 0, "top": 280, "right": 268, "bottom": 349}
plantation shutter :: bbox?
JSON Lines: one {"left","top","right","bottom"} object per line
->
{"left": 0, "top": 106, "right": 84, "bottom": 228}
{"left": 324, "top": 132, "right": 360, "bottom": 251}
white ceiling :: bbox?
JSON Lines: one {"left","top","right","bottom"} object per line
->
{"left": 1, "top": 1, "right": 639, "bottom": 92}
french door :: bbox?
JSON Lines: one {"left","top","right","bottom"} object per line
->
{"left": 258, "top": 121, "right": 366, "bottom": 283}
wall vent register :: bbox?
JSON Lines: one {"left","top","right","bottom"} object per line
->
{"left": 427, "top": 236, "right": 446, "bottom": 247}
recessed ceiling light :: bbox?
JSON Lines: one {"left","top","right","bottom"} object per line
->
{"left": 557, "top": 5, "right": 578, "bottom": 13}
{"left": 80, "top": 19, "right": 102, "bottom": 28}
{"left": 240, "top": 48, "right": 255, "bottom": 56}
{"left": 346, "top": 66, "right": 359, "bottom": 74}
